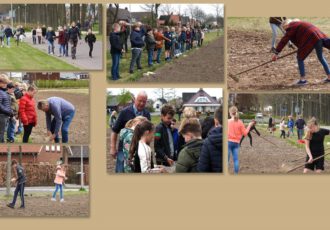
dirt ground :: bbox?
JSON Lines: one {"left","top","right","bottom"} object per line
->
{"left": 0, "top": 194, "right": 89, "bottom": 217}
{"left": 138, "top": 36, "right": 224, "bottom": 83}
{"left": 228, "top": 129, "right": 330, "bottom": 174}
{"left": 228, "top": 29, "right": 330, "bottom": 91}
{"left": 30, "top": 89, "right": 90, "bottom": 144}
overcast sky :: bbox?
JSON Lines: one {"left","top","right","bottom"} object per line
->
{"left": 107, "top": 88, "right": 223, "bottom": 100}
{"left": 117, "top": 4, "right": 224, "bottom": 17}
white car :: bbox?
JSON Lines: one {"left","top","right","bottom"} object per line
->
{"left": 256, "top": 113, "right": 263, "bottom": 119}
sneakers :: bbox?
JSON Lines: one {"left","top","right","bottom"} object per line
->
{"left": 295, "top": 79, "right": 308, "bottom": 85}
{"left": 323, "top": 78, "right": 330, "bottom": 83}
{"left": 51, "top": 198, "right": 56, "bottom": 201}
{"left": 129, "top": 70, "right": 133, "bottom": 74}
{"left": 270, "top": 47, "right": 277, "bottom": 53}
{"left": 60, "top": 199, "right": 65, "bottom": 203}
{"left": 6, "top": 203, "right": 14, "bottom": 209}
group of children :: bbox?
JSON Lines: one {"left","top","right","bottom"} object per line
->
{"left": 0, "top": 22, "right": 97, "bottom": 60}
{"left": 109, "top": 21, "right": 206, "bottom": 80}
{"left": 273, "top": 114, "right": 306, "bottom": 140}
{"left": 6, "top": 160, "right": 68, "bottom": 209}
{"left": 228, "top": 106, "right": 330, "bottom": 173}
{"left": 114, "top": 105, "right": 222, "bottom": 173}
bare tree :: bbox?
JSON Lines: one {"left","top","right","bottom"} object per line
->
{"left": 160, "top": 4, "right": 173, "bottom": 15}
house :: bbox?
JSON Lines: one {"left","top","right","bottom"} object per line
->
{"left": 130, "top": 11, "right": 154, "bottom": 23}
{"left": 158, "top": 14, "right": 182, "bottom": 27}
{"left": 67, "top": 146, "right": 89, "bottom": 165}
{"left": 182, "top": 89, "right": 221, "bottom": 113}
{"left": 23, "top": 72, "right": 60, "bottom": 83}
{"left": 108, "top": 7, "right": 131, "bottom": 22}
{"left": 60, "top": 72, "right": 89, "bottom": 80}
{"left": 153, "top": 98, "right": 168, "bottom": 112}
{"left": 107, "top": 94, "right": 134, "bottom": 113}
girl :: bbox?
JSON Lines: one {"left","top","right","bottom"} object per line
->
{"left": 84, "top": 29, "right": 96, "bottom": 58}
{"left": 163, "top": 26, "right": 172, "bottom": 61}
{"left": 51, "top": 165, "right": 67, "bottom": 202}
{"left": 57, "top": 26, "right": 66, "bottom": 57}
{"left": 129, "top": 120, "right": 165, "bottom": 173}
{"left": 228, "top": 106, "right": 254, "bottom": 174}
{"left": 36, "top": 26, "right": 42, "bottom": 44}
{"left": 304, "top": 117, "right": 330, "bottom": 173}
{"left": 279, "top": 117, "right": 286, "bottom": 139}
{"left": 117, "top": 116, "right": 148, "bottom": 173}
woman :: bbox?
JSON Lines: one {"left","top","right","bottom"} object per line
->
{"left": 304, "top": 117, "right": 330, "bottom": 173}
{"left": 228, "top": 106, "right": 254, "bottom": 174}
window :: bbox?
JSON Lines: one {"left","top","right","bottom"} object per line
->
{"left": 195, "top": 97, "right": 210, "bottom": 103}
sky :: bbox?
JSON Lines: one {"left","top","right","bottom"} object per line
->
{"left": 107, "top": 88, "right": 223, "bottom": 100}
{"left": 117, "top": 4, "right": 224, "bottom": 17}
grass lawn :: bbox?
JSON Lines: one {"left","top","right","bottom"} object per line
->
{"left": 0, "top": 190, "right": 89, "bottom": 200}
{"left": 0, "top": 41, "right": 79, "bottom": 70}
{"left": 229, "top": 17, "right": 330, "bottom": 34}
{"left": 107, "top": 30, "right": 223, "bottom": 82}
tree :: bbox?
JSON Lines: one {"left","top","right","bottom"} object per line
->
{"left": 153, "top": 88, "right": 176, "bottom": 102}
{"left": 160, "top": 4, "right": 173, "bottom": 15}
{"left": 118, "top": 89, "right": 133, "bottom": 105}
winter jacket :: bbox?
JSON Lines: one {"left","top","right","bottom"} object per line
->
{"left": 163, "top": 31, "right": 173, "bottom": 46}
{"left": 36, "top": 28, "right": 42, "bottom": 37}
{"left": 41, "top": 27, "right": 47, "bottom": 36}
{"left": 57, "top": 30, "right": 65, "bottom": 44}
{"left": 197, "top": 127, "right": 222, "bottom": 173}
{"left": 154, "top": 32, "right": 170, "bottom": 49}
{"left": 19, "top": 93, "right": 37, "bottom": 126}
{"left": 64, "top": 29, "right": 70, "bottom": 43}
{"left": 68, "top": 26, "right": 81, "bottom": 41}
{"left": 287, "top": 119, "right": 294, "bottom": 128}
{"left": 295, "top": 118, "right": 306, "bottom": 129}
{"left": 54, "top": 169, "right": 66, "bottom": 185}
{"left": 16, "top": 165, "right": 26, "bottom": 184}
{"left": 109, "top": 32, "right": 123, "bottom": 54}
{"left": 145, "top": 33, "right": 157, "bottom": 51}
{"left": 4, "top": 27, "right": 13, "bottom": 37}
{"left": 154, "top": 122, "right": 176, "bottom": 164}
{"left": 8, "top": 93, "right": 18, "bottom": 117}
{"left": 45, "top": 31, "right": 56, "bottom": 42}
{"left": 0, "top": 88, "right": 12, "bottom": 116}
{"left": 180, "top": 31, "right": 187, "bottom": 42}
{"left": 275, "top": 21, "right": 329, "bottom": 61}
{"left": 130, "top": 29, "right": 145, "bottom": 48}
{"left": 85, "top": 33, "right": 96, "bottom": 44}
{"left": 176, "top": 139, "right": 203, "bottom": 173}
{"left": 45, "top": 97, "right": 75, "bottom": 136}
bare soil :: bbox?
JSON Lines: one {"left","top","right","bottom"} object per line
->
{"left": 138, "top": 37, "right": 224, "bottom": 83}
{"left": 228, "top": 29, "right": 330, "bottom": 91}
{"left": 0, "top": 194, "right": 89, "bottom": 217}
{"left": 30, "top": 89, "right": 90, "bottom": 144}
{"left": 228, "top": 129, "right": 330, "bottom": 174}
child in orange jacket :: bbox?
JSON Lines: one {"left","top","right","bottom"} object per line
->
{"left": 51, "top": 165, "right": 67, "bottom": 202}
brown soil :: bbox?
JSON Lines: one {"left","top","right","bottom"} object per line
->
{"left": 138, "top": 36, "right": 224, "bottom": 83}
{"left": 0, "top": 194, "right": 89, "bottom": 217}
{"left": 30, "top": 90, "right": 89, "bottom": 144}
{"left": 228, "top": 129, "right": 330, "bottom": 174}
{"left": 228, "top": 29, "right": 330, "bottom": 91}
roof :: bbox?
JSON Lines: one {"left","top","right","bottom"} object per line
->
{"left": 169, "top": 15, "right": 180, "bottom": 24}
{"left": 0, "top": 146, "right": 43, "bottom": 154}
{"left": 130, "top": 12, "right": 153, "bottom": 22}
{"left": 156, "top": 98, "right": 168, "bottom": 104}
{"left": 68, "top": 146, "right": 89, "bottom": 159}
{"left": 109, "top": 7, "right": 131, "bottom": 22}
{"left": 182, "top": 93, "right": 196, "bottom": 103}
{"left": 183, "top": 89, "right": 220, "bottom": 106}
{"left": 159, "top": 15, "right": 170, "bottom": 21}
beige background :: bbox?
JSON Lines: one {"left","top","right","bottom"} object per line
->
{"left": 2, "top": 0, "right": 330, "bottom": 229}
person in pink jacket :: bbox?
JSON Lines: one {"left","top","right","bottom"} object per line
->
{"left": 51, "top": 165, "right": 67, "bottom": 202}
{"left": 228, "top": 106, "right": 254, "bottom": 174}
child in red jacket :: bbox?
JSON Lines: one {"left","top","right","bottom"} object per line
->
{"left": 19, "top": 85, "right": 37, "bottom": 143}
{"left": 57, "top": 26, "right": 66, "bottom": 57}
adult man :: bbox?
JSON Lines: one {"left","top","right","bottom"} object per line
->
{"left": 295, "top": 115, "right": 306, "bottom": 140}
{"left": 68, "top": 22, "right": 81, "bottom": 59}
{"left": 129, "top": 22, "right": 145, "bottom": 74}
{"left": 109, "top": 23, "right": 123, "bottom": 80}
{"left": 37, "top": 97, "right": 75, "bottom": 143}
{"left": 7, "top": 160, "right": 26, "bottom": 209}
{"left": 110, "top": 91, "right": 150, "bottom": 172}
{"left": 0, "top": 75, "right": 12, "bottom": 143}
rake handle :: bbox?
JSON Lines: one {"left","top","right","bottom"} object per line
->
{"left": 287, "top": 152, "right": 330, "bottom": 173}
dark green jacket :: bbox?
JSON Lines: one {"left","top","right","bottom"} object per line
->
{"left": 176, "top": 139, "right": 203, "bottom": 173}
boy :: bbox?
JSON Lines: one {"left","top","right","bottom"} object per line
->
{"left": 6, "top": 82, "right": 18, "bottom": 143}
{"left": 198, "top": 108, "right": 223, "bottom": 172}
{"left": 144, "top": 27, "right": 158, "bottom": 67}
{"left": 7, "top": 160, "right": 26, "bottom": 209}
{"left": 0, "top": 75, "right": 12, "bottom": 143}
{"left": 85, "top": 29, "right": 96, "bottom": 58}
{"left": 176, "top": 118, "right": 203, "bottom": 173}
{"left": 109, "top": 23, "right": 123, "bottom": 80}
{"left": 154, "top": 104, "right": 176, "bottom": 166}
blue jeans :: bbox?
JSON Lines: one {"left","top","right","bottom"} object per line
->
{"left": 115, "top": 151, "right": 125, "bottom": 173}
{"left": 156, "top": 48, "right": 162, "bottom": 63}
{"left": 6, "top": 117, "right": 16, "bottom": 142}
{"left": 59, "top": 44, "right": 65, "bottom": 56}
{"left": 10, "top": 183, "right": 25, "bottom": 207}
{"left": 228, "top": 141, "right": 240, "bottom": 174}
{"left": 180, "top": 41, "right": 185, "bottom": 53}
{"left": 298, "top": 39, "right": 330, "bottom": 77}
{"left": 130, "top": 48, "right": 142, "bottom": 72}
{"left": 111, "top": 52, "right": 121, "bottom": 80}
{"left": 51, "top": 110, "right": 75, "bottom": 143}
{"left": 147, "top": 49, "right": 154, "bottom": 66}
{"left": 17, "top": 120, "right": 23, "bottom": 134}
{"left": 270, "top": 23, "right": 284, "bottom": 48}
{"left": 297, "top": 128, "right": 304, "bottom": 140}
{"left": 48, "top": 40, "right": 54, "bottom": 54}
{"left": 52, "top": 184, "right": 63, "bottom": 199}
{"left": 5, "top": 36, "right": 10, "bottom": 46}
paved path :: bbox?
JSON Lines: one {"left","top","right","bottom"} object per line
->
{"left": 25, "top": 32, "right": 103, "bottom": 70}
{"left": 0, "top": 185, "right": 89, "bottom": 193}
